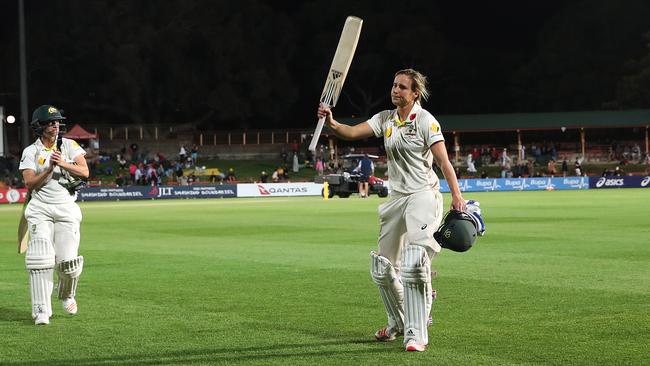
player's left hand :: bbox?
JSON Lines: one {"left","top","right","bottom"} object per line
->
{"left": 50, "top": 150, "right": 63, "bottom": 166}
{"left": 451, "top": 194, "right": 466, "bottom": 211}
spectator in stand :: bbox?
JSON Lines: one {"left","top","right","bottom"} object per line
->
{"left": 480, "top": 170, "right": 488, "bottom": 179}
{"left": 574, "top": 158, "right": 583, "bottom": 176}
{"left": 292, "top": 152, "right": 299, "bottom": 173}
{"left": 191, "top": 145, "right": 199, "bottom": 166}
{"left": 129, "top": 162, "right": 137, "bottom": 184}
{"left": 276, "top": 167, "right": 285, "bottom": 181}
{"left": 226, "top": 168, "right": 236, "bottom": 182}
{"left": 550, "top": 143, "right": 557, "bottom": 161}
{"left": 135, "top": 163, "right": 144, "bottom": 185}
{"left": 490, "top": 147, "right": 498, "bottom": 164}
{"left": 613, "top": 166, "right": 624, "bottom": 177}
{"left": 117, "top": 154, "right": 127, "bottom": 170}
{"left": 174, "top": 161, "right": 184, "bottom": 182}
{"left": 631, "top": 144, "right": 641, "bottom": 162}
{"left": 471, "top": 148, "right": 480, "bottom": 162}
{"left": 561, "top": 157, "right": 568, "bottom": 177}
{"left": 115, "top": 173, "right": 126, "bottom": 187}
{"left": 188, "top": 172, "right": 197, "bottom": 185}
{"left": 280, "top": 148, "right": 288, "bottom": 164}
{"left": 546, "top": 159, "right": 557, "bottom": 177}
{"left": 146, "top": 164, "right": 158, "bottom": 186}
{"left": 282, "top": 165, "right": 290, "bottom": 180}
{"left": 315, "top": 159, "right": 324, "bottom": 176}
{"left": 179, "top": 145, "right": 187, "bottom": 163}
{"left": 271, "top": 169, "right": 280, "bottom": 182}
{"left": 500, "top": 148, "right": 512, "bottom": 178}
{"left": 644, "top": 153, "right": 650, "bottom": 165}
{"left": 260, "top": 171, "right": 269, "bottom": 183}
{"left": 130, "top": 142, "right": 139, "bottom": 161}
{"left": 466, "top": 153, "right": 477, "bottom": 176}
{"left": 527, "top": 159, "right": 535, "bottom": 177}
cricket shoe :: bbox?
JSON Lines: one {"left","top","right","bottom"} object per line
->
{"left": 374, "top": 326, "right": 399, "bottom": 342}
{"left": 34, "top": 311, "right": 49, "bottom": 325}
{"left": 405, "top": 339, "right": 427, "bottom": 352}
{"left": 62, "top": 297, "right": 78, "bottom": 315}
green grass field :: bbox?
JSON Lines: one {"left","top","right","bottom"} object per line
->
{"left": 1, "top": 190, "right": 648, "bottom": 365}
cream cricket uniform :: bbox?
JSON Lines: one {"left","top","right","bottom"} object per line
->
{"left": 19, "top": 138, "right": 85, "bottom": 317}
{"left": 368, "top": 103, "right": 445, "bottom": 264}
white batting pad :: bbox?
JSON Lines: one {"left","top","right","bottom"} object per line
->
{"left": 370, "top": 251, "right": 404, "bottom": 332}
{"left": 25, "top": 236, "right": 55, "bottom": 270}
{"left": 401, "top": 245, "right": 431, "bottom": 345}
{"left": 29, "top": 268, "right": 53, "bottom": 318}
{"left": 56, "top": 256, "right": 84, "bottom": 299}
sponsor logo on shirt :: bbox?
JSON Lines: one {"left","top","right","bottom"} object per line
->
{"left": 385, "top": 126, "right": 392, "bottom": 138}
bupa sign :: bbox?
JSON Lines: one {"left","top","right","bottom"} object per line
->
{"left": 589, "top": 176, "right": 650, "bottom": 189}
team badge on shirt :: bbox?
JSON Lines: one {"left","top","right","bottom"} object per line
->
{"left": 385, "top": 126, "right": 392, "bottom": 138}
{"left": 431, "top": 123, "right": 440, "bottom": 133}
{"left": 38, "top": 156, "right": 46, "bottom": 166}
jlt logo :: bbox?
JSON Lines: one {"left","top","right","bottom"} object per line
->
{"left": 157, "top": 187, "right": 173, "bottom": 197}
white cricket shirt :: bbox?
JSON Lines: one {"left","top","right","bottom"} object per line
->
{"left": 367, "top": 103, "right": 445, "bottom": 195}
{"left": 19, "top": 138, "right": 86, "bottom": 204}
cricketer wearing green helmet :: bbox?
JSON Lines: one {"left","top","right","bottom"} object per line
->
{"left": 31, "top": 105, "right": 67, "bottom": 137}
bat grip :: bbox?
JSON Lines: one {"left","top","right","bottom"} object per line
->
{"left": 308, "top": 116, "right": 326, "bottom": 152}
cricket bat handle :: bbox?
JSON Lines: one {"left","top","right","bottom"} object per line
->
{"left": 308, "top": 116, "right": 326, "bottom": 152}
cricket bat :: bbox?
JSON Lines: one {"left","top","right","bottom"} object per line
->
{"left": 18, "top": 191, "right": 30, "bottom": 254}
{"left": 308, "top": 16, "right": 363, "bottom": 152}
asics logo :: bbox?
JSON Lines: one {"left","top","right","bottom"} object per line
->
{"left": 596, "top": 177, "right": 624, "bottom": 188}
{"left": 642, "top": 176, "right": 650, "bottom": 187}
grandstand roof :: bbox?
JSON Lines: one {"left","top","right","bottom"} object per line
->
{"left": 340, "top": 109, "right": 650, "bottom": 132}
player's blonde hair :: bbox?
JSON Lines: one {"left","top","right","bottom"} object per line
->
{"left": 395, "top": 68, "right": 430, "bottom": 102}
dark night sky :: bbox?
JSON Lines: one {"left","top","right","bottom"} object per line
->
{"left": 0, "top": 0, "right": 648, "bottom": 129}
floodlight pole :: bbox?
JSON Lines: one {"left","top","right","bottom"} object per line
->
{"left": 580, "top": 128, "right": 585, "bottom": 159}
{"left": 645, "top": 126, "right": 650, "bottom": 155}
{"left": 453, "top": 132, "right": 460, "bottom": 165}
{"left": 0, "top": 106, "right": 5, "bottom": 157}
{"left": 517, "top": 130, "right": 522, "bottom": 161}
{"left": 18, "top": 0, "right": 30, "bottom": 149}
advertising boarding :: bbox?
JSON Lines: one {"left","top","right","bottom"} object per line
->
{"left": 439, "top": 177, "right": 590, "bottom": 193}
{"left": 78, "top": 185, "right": 237, "bottom": 201}
{"left": 589, "top": 176, "right": 650, "bottom": 189}
{"left": 237, "top": 182, "right": 323, "bottom": 197}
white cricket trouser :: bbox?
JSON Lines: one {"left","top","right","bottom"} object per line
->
{"left": 377, "top": 189, "right": 443, "bottom": 266}
{"left": 24, "top": 199, "right": 82, "bottom": 261}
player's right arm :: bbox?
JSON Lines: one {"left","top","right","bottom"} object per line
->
{"left": 20, "top": 146, "right": 54, "bottom": 191}
{"left": 318, "top": 102, "right": 374, "bottom": 141}
{"left": 22, "top": 166, "right": 54, "bottom": 191}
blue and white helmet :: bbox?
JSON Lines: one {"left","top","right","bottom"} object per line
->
{"left": 465, "top": 200, "right": 486, "bottom": 236}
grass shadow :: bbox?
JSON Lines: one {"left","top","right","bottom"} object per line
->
{"left": 4, "top": 338, "right": 396, "bottom": 365}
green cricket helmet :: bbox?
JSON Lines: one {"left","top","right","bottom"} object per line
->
{"left": 31, "top": 105, "right": 66, "bottom": 136}
{"left": 434, "top": 210, "right": 479, "bottom": 252}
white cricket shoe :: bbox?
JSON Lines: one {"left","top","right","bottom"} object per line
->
{"left": 374, "top": 326, "right": 399, "bottom": 342}
{"left": 34, "top": 311, "right": 49, "bottom": 325}
{"left": 62, "top": 297, "right": 78, "bottom": 315}
{"left": 405, "top": 339, "right": 427, "bottom": 352}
